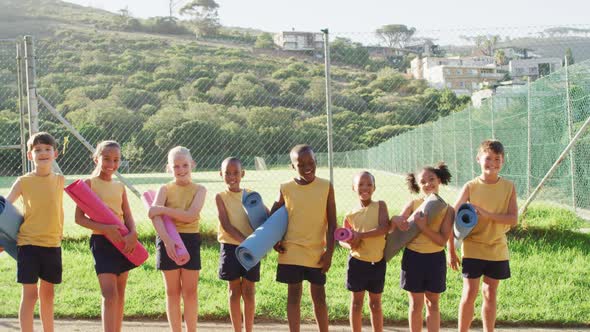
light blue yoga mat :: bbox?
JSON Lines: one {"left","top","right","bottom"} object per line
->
{"left": 235, "top": 206, "right": 288, "bottom": 271}
{"left": 242, "top": 190, "right": 268, "bottom": 230}
{"left": 384, "top": 193, "right": 447, "bottom": 262}
{"left": 453, "top": 203, "right": 478, "bottom": 248}
{"left": 0, "top": 196, "right": 24, "bottom": 260}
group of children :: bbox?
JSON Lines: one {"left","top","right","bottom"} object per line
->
{"left": 1, "top": 132, "right": 517, "bottom": 332}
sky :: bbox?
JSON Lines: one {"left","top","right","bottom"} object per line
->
{"left": 64, "top": 0, "right": 589, "bottom": 41}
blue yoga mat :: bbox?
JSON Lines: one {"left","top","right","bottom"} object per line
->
{"left": 453, "top": 203, "right": 478, "bottom": 248}
{"left": 383, "top": 193, "right": 447, "bottom": 262}
{"left": 0, "top": 196, "right": 24, "bottom": 259}
{"left": 235, "top": 206, "right": 288, "bottom": 271}
{"left": 242, "top": 190, "right": 268, "bottom": 230}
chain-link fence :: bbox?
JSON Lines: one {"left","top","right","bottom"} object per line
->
{"left": 1, "top": 26, "right": 589, "bottom": 237}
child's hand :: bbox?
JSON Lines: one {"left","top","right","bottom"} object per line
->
{"left": 162, "top": 237, "right": 178, "bottom": 262}
{"left": 123, "top": 231, "right": 137, "bottom": 254}
{"left": 348, "top": 231, "right": 362, "bottom": 249}
{"left": 318, "top": 252, "right": 332, "bottom": 273}
{"left": 273, "top": 241, "right": 285, "bottom": 254}
{"left": 104, "top": 224, "right": 124, "bottom": 243}
{"left": 148, "top": 206, "right": 163, "bottom": 219}
{"left": 391, "top": 216, "right": 410, "bottom": 231}
{"left": 414, "top": 212, "right": 428, "bottom": 230}
{"left": 471, "top": 205, "right": 489, "bottom": 218}
{"left": 447, "top": 250, "right": 460, "bottom": 271}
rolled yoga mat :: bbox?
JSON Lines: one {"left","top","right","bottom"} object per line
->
{"left": 235, "top": 206, "right": 288, "bottom": 271}
{"left": 383, "top": 193, "right": 447, "bottom": 262}
{"left": 453, "top": 203, "right": 478, "bottom": 249}
{"left": 334, "top": 227, "right": 353, "bottom": 241}
{"left": 0, "top": 196, "right": 23, "bottom": 259}
{"left": 65, "top": 179, "right": 149, "bottom": 266}
{"left": 242, "top": 190, "right": 268, "bottom": 230}
{"left": 141, "top": 190, "right": 190, "bottom": 266}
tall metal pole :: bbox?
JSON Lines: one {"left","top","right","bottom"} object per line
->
{"left": 564, "top": 56, "right": 576, "bottom": 210}
{"left": 321, "top": 28, "right": 334, "bottom": 184}
{"left": 23, "top": 36, "right": 39, "bottom": 135}
{"left": 526, "top": 77, "right": 532, "bottom": 196}
{"left": 16, "top": 40, "right": 28, "bottom": 174}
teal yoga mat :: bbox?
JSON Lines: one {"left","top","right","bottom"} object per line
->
{"left": 453, "top": 203, "right": 478, "bottom": 248}
{"left": 383, "top": 193, "right": 447, "bottom": 262}
{"left": 242, "top": 190, "right": 268, "bottom": 230}
{"left": 0, "top": 196, "right": 24, "bottom": 259}
{"left": 235, "top": 206, "right": 288, "bottom": 271}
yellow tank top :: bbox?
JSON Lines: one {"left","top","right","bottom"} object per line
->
{"left": 164, "top": 182, "right": 201, "bottom": 233}
{"left": 17, "top": 172, "right": 64, "bottom": 247}
{"left": 218, "top": 189, "right": 254, "bottom": 245}
{"left": 406, "top": 198, "right": 449, "bottom": 254}
{"left": 90, "top": 177, "right": 125, "bottom": 235}
{"left": 346, "top": 201, "right": 385, "bottom": 262}
{"left": 279, "top": 177, "right": 330, "bottom": 268}
{"left": 462, "top": 177, "right": 514, "bottom": 261}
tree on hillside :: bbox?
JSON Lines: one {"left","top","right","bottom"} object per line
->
{"left": 565, "top": 47, "right": 575, "bottom": 66}
{"left": 375, "top": 24, "right": 416, "bottom": 49}
{"left": 254, "top": 33, "right": 275, "bottom": 49}
{"left": 180, "top": 0, "right": 220, "bottom": 37}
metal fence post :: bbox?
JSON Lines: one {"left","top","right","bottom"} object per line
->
{"left": 16, "top": 40, "right": 28, "bottom": 174}
{"left": 527, "top": 77, "right": 532, "bottom": 196}
{"left": 564, "top": 56, "right": 576, "bottom": 210}
{"left": 490, "top": 94, "right": 495, "bottom": 139}
{"left": 23, "top": 36, "right": 39, "bottom": 135}
{"left": 321, "top": 28, "right": 334, "bottom": 184}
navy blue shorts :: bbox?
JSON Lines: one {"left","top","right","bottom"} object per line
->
{"left": 346, "top": 256, "right": 386, "bottom": 294}
{"left": 462, "top": 258, "right": 510, "bottom": 280}
{"left": 276, "top": 264, "right": 326, "bottom": 285}
{"left": 400, "top": 248, "right": 446, "bottom": 293}
{"left": 90, "top": 234, "right": 136, "bottom": 276}
{"left": 156, "top": 233, "right": 201, "bottom": 271}
{"left": 218, "top": 243, "right": 260, "bottom": 282}
{"left": 17, "top": 245, "right": 62, "bottom": 284}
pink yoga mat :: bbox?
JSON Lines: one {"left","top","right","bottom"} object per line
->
{"left": 142, "top": 190, "right": 190, "bottom": 266}
{"left": 334, "top": 227, "right": 353, "bottom": 241}
{"left": 65, "top": 179, "right": 149, "bottom": 266}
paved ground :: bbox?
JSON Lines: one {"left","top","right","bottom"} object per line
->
{"left": 0, "top": 318, "right": 588, "bottom": 331}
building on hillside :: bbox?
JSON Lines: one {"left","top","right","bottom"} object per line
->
{"left": 508, "top": 58, "right": 562, "bottom": 82}
{"left": 273, "top": 31, "right": 324, "bottom": 51}
{"left": 411, "top": 56, "right": 503, "bottom": 95}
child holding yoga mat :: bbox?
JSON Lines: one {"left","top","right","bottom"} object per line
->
{"left": 340, "top": 171, "right": 389, "bottom": 332}
{"left": 392, "top": 162, "right": 454, "bottom": 332}
{"left": 216, "top": 157, "right": 266, "bottom": 332}
{"left": 148, "top": 146, "right": 206, "bottom": 332}
{"left": 4, "top": 132, "right": 64, "bottom": 332}
{"left": 271, "top": 144, "right": 337, "bottom": 332}
{"left": 449, "top": 140, "right": 517, "bottom": 332}
{"left": 74, "top": 140, "right": 139, "bottom": 332}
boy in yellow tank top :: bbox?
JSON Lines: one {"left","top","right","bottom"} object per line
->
{"left": 216, "top": 157, "right": 266, "bottom": 332}
{"left": 271, "top": 144, "right": 337, "bottom": 332}
{"left": 449, "top": 140, "right": 518, "bottom": 332}
{"left": 340, "top": 171, "right": 389, "bottom": 332}
{"left": 4, "top": 132, "right": 64, "bottom": 332}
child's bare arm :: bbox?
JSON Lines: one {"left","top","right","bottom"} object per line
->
{"left": 215, "top": 194, "right": 247, "bottom": 243}
{"left": 453, "top": 184, "right": 470, "bottom": 211}
{"left": 390, "top": 200, "right": 413, "bottom": 231}
{"left": 473, "top": 186, "right": 518, "bottom": 226}
{"left": 121, "top": 188, "right": 138, "bottom": 253}
{"left": 74, "top": 179, "right": 124, "bottom": 242}
{"left": 320, "top": 184, "right": 337, "bottom": 273}
{"left": 6, "top": 178, "right": 22, "bottom": 203}
{"left": 270, "top": 190, "right": 285, "bottom": 215}
{"left": 415, "top": 206, "right": 455, "bottom": 247}
{"left": 150, "top": 186, "right": 172, "bottom": 242}
{"left": 151, "top": 186, "right": 207, "bottom": 223}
